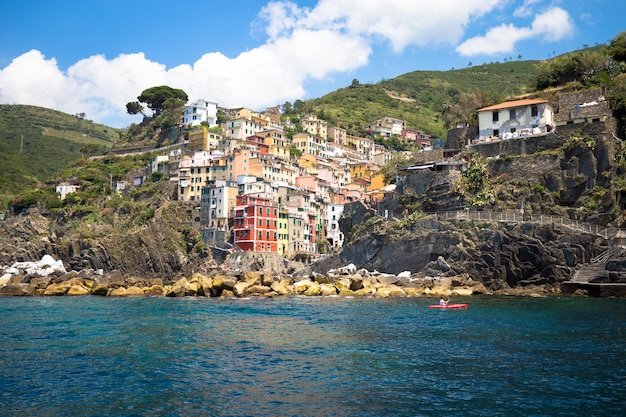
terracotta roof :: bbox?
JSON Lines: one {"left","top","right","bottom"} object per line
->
{"left": 478, "top": 99, "right": 548, "bottom": 112}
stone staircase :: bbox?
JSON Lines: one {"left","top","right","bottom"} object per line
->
{"left": 570, "top": 264, "right": 608, "bottom": 283}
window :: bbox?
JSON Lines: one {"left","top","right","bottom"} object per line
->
{"left": 493, "top": 129, "right": 499, "bottom": 137}
{"left": 492, "top": 111, "right": 499, "bottom": 122}
{"left": 531, "top": 105, "right": 538, "bottom": 117}
{"left": 509, "top": 109, "right": 516, "bottom": 119}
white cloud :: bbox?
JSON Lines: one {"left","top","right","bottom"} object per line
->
{"left": 0, "top": 0, "right": 529, "bottom": 128}
{"left": 513, "top": 0, "right": 543, "bottom": 18}
{"left": 456, "top": 7, "right": 574, "bottom": 56}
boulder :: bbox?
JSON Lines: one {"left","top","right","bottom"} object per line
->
{"left": 144, "top": 285, "right": 165, "bottom": 297}
{"left": 451, "top": 288, "right": 473, "bottom": 296}
{"left": 242, "top": 271, "right": 261, "bottom": 286}
{"left": 0, "top": 283, "right": 36, "bottom": 296}
{"left": 294, "top": 278, "right": 314, "bottom": 293}
{"left": 43, "top": 281, "right": 72, "bottom": 296}
{"left": 319, "top": 283, "right": 338, "bottom": 296}
{"left": 377, "top": 273, "right": 399, "bottom": 286}
{"left": 167, "top": 278, "right": 190, "bottom": 297}
{"left": 67, "top": 285, "right": 90, "bottom": 296}
{"left": 376, "top": 285, "right": 406, "bottom": 298}
{"left": 233, "top": 281, "right": 249, "bottom": 297}
{"left": 125, "top": 286, "right": 147, "bottom": 297}
{"left": 108, "top": 287, "right": 129, "bottom": 297}
{"left": 303, "top": 281, "right": 321, "bottom": 296}
{"left": 247, "top": 285, "right": 271, "bottom": 295}
{"left": 349, "top": 274, "right": 364, "bottom": 291}
{"left": 270, "top": 280, "right": 293, "bottom": 296}
{"left": 213, "top": 275, "right": 237, "bottom": 291}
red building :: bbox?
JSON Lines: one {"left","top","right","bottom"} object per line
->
{"left": 232, "top": 195, "right": 278, "bottom": 252}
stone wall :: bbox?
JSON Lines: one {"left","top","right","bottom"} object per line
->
{"left": 446, "top": 125, "right": 478, "bottom": 149}
{"left": 554, "top": 88, "right": 610, "bottom": 123}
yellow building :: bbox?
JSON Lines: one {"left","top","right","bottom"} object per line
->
{"left": 350, "top": 161, "right": 379, "bottom": 181}
{"left": 301, "top": 114, "right": 328, "bottom": 139}
{"left": 187, "top": 127, "right": 222, "bottom": 152}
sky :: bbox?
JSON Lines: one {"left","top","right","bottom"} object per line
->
{"left": 0, "top": 0, "right": 624, "bottom": 128}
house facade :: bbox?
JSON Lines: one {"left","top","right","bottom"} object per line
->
{"left": 183, "top": 99, "right": 218, "bottom": 127}
{"left": 232, "top": 195, "right": 278, "bottom": 252}
{"left": 476, "top": 99, "right": 554, "bottom": 141}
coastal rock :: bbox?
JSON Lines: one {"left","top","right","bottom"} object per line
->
{"left": 247, "top": 284, "right": 271, "bottom": 295}
{"left": 0, "top": 283, "right": 36, "bottom": 296}
{"left": 270, "top": 280, "right": 293, "bottom": 295}
{"left": 144, "top": 285, "right": 166, "bottom": 296}
{"left": 293, "top": 278, "right": 314, "bottom": 294}
{"left": 319, "top": 283, "right": 338, "bottom": 296}
{"left": 43, "top": 281, "right": 73, "bottom": 296}
{"left": 376, "top": 285, "right": 406, "bottom": 298}
{"left": 303, "top": 281, "right": 321, "bottom": 296}
{"left": 67, "top": 285, "right": 90, "bottom": 296}
{"left": 125, "top": 286, "right": 147, "bottom": 297}
{"left": 233, "top": 281, "right": 249, "bottom": 297}
{"left": 167, "top": 277, "right": 190, "bottom": 297}
{"left": 212, "top": 275, "right": 237, "bottom": 292}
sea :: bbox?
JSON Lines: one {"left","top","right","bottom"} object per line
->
{"left": 0, "top": 295, "right": 625, "bottom": 417}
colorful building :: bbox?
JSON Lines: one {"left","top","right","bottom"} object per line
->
{"left": 232, "top": 195, "right": 278, "bottom": 252}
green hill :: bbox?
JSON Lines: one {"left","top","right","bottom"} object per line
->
{"left": 0, "top": 104, "right": 119, "bottom": 206}
{"left": 300, "top": 60, "right": 539, "bottom": 138}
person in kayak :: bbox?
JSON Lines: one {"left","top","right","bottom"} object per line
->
{"left": 439, "top": 297, "right": 449, "bottom": 306}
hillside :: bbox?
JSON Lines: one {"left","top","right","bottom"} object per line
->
{"left": 300, "top": 60, "right": 539, "bottom": 138}
{"left": 0, "top": 105, "right": 119, "bottom": 206}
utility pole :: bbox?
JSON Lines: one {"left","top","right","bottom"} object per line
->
{"left": 20, "top": 134, "right": 23, "bottom": 153}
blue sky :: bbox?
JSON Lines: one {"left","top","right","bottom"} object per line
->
{"left": 0, "top": 0, "right": 624, "bottom": 128}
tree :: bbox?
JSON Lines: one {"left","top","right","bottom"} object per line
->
{"left": 609, "top": 31, "right": 626, "bottom": 63}
{"left": 441, "top": 88, "right": 494, "bottom": 128}
{"left": 136, "top": 86, "right": 188, "bottom": 116}
{"left": 126, "top": 101, "right": 144, "bottom": 115}
{"left": 350, "top": 78, "right": 360, "bottom": 88}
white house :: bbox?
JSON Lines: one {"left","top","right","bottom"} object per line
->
{"left": 183, "top": 99, "right": 218, "bottom": 127}
{"left": 56, "top": 184, "right": 79, "bottom": 200}
{"left": 476, "top": 99, "right": 554, "bottom": 142}
{"left": 326, "top": 203, "right": 345, "bottom": 250}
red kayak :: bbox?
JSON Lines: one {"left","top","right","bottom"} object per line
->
{"left": 428, "top": 303, "right": 468, "bottom": 309}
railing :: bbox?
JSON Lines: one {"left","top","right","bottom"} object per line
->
{"left": 432, "top": 210, "right": 621, "bottom": 239}
{"left": 362, "top": 207, "right": 625, "bottom": 241}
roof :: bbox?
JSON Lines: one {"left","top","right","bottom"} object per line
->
{"left": 478, "top": 99, "right": 548, "bottom": 112}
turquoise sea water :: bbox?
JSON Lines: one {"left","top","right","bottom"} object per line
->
{"left": 0, "top": 295, "right": 625, "bottom": 417}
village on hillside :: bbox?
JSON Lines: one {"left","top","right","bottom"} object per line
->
{"left": 55, "top": 88, "right": 612, "bottom": 261}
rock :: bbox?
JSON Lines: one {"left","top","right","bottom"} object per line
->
{"left": 397, "top": 271, "right": 412, "bottom": 279}
{"left": 303, "top": 281, "right": 321, "bottom": 296}
{"left": 451, "top": 288, "right": 473, "bottom": 296}
{"left": 233, "top": 281, "right": 249, "bottom": 297}
{"left": 144, "top": 285, "right": 165, "bottom": 296}
{"left": 242, "top": 271, "right": 261, "bottom": 286}
{"left": 108, "top": 287, "right": 129, "bottom": 297}
{"left": 349, "top": 274, "right": 364, "bottom": 291}
{"left": 0, "top": 283, "right": 36, "bottom": 296}
{"left": 319, "top": 283, "right": 338, "bottom": 296}
{"left": 270, "top": 280, "right": 293, "bottom": 295}
{"left": 247, "top": 284, "right": 271, "bottom": 295}
{"left": 67, "top": 285, "right": 90, "bottom": 296}
{"left": 376, "top": 285, "right": 406, "bottom": 298}
{"left": 213, "top": 275, "right": 237, "bottom": 291}
{"left": 294, "top": 278, "right": 314, "bottom": 294}
{"left": 377, "top": 273, "right": 399, "bottom": 286}
{"left": 338, "top": 263, "right": 357, "bottom": 275}
{"left": 167, "top": 278, "right": 190, "bottom": 297}
{"left": 29, "top": 276, "right": 53, "bottom": 289}
{"left": 43, "top": 281, "right": 72, "bottom": 296}
{"left": 125, "top": 286, "right": 146, "bottom": 297}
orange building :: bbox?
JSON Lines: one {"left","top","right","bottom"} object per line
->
{"left": 232, "top": 195, "right": 278, "bottom": 252}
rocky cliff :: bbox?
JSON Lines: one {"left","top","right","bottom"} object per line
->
{"left": 0, "top": 202, "right": 211, "bottom": 283}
